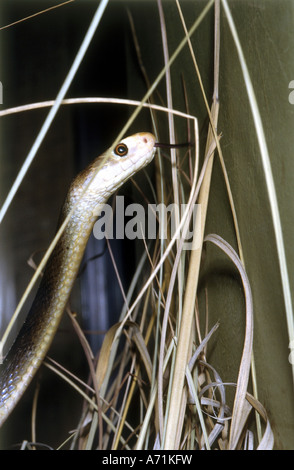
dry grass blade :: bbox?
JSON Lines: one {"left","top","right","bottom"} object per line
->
{"left": 0, "top": 0, "right": 75, "bottom": 31}
{"left": 135, "top": 339, "right": 175, "bottom": 450}
{"left": 204, "top": 234, "right": 254, "bottom": 449}
{"left": 163, "top": 0, "right": 220, "bottom": 446}
{"left": 197, "top": 361, "right": 228, "bottom": 449}
{"left": 163, "top": 124, "right": 218, "bottom": 448}
{"left": 96, "top": 320, "right": 152, "bottom": 389}
{"left": 242, "top": 392, "right": 274, "bottom": 450}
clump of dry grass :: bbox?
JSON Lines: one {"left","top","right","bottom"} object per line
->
{"left": 0, "top": 0, "right": 279, "bottom": 450}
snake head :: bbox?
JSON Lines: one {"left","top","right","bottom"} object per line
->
{"left": 65, "top": 132, "right": 156, "bottom": 216}
{"left": 88, "top": 132, "right": 156, "bottom": 200}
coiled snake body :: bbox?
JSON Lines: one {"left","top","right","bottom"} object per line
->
{"left": 0, "top": 132, "right": 156, "bottom": 426}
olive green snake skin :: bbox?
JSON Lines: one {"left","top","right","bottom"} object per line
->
{"left": 0, "top": 132, "right": 156, "bottom": 426}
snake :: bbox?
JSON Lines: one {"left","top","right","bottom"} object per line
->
{"left": 0, "top": 131, "right": 156, "bottom": 426}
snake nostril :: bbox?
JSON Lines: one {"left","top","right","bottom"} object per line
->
{"left": 143, "top": 137, "right": 148, "bottom": 143}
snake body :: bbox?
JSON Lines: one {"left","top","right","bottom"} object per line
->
{"left": 0, "top": 132, "right": 155, "bottom": 426}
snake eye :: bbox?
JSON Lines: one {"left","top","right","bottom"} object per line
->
{"left": 114, "top": 143, "right": 128, "bottom": 157}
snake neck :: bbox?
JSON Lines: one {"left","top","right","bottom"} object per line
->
{"left": 0, "top": 188, "right": 102, "bottom": 421}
